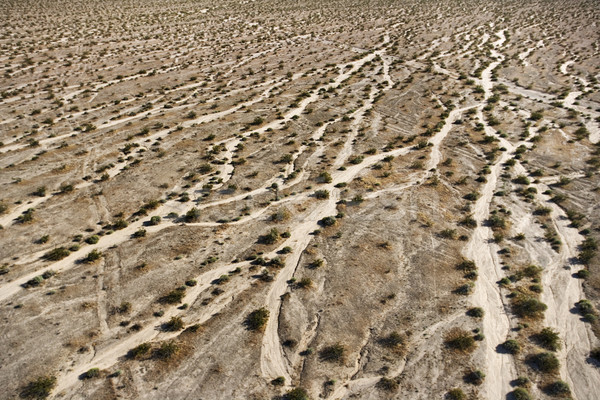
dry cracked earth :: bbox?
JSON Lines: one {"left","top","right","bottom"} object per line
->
{"left": 0, "top": 0, "right": 599, "bottom": 399}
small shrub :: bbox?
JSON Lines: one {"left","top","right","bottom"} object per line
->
{"left": 502, "top": 339, "right": 521, "bottom": 354}
{"left": 163, "top": 316, "right": 184, "bottom": 331}
{"left": 590, "top": 347, "right": 600, "bottom": 362}
{"left": 261, "top": 228, "right": 280, "bottom": 244}
{"left": 43, "top": 247, "right": 70, "bottom": 261}
{"left": 533, "top": 327, "right": 561, "bottom": 351}
{"left": 545, "top": 380, "right": 571, "bottom": 397}
{"left": 454, "top": 282, "right": 473, "bottom": 295}
{"left": 512, "top": 295, "right": 547, "bottom": 319}
{"left": 245, "top": 307, "right": 269, "bottom": 331}
{"left": 154, "top": 341, "right": 180, "bottom": 360}
{"left": 21, "top": 376, "right": 57, "bottom": 399}
{"left": 271, "top": 376, "right": 285, "bottom": 386}
{"left": 314, "top": 189, "right": 330, "bottom": 199}
{"left": 528, "top": 352, "right": 560, "bottom": 373}
{"left": 320, "top": 343, "right": 345, "bottom": 363}
{"left": 467, "top": 307, "right": 484, "bottom": 318}
{"left": 85, "top": 235, "right": 99, "bottom": 244}
{"left": 128, "top": 343, "right": 151, "bottom": 359}
{"left": 159, "top": 287, "right": 186, "bottom": 304}
{"left": 446, "top": 388, "right": 466, "bottom": 400}
{"left": 511, "top": 388, "right": 532, "bottom": 400}
{"left": 465, "top": 370, "right": 485, "bottom": 385}
{"left": 319, "top": 216, "right": 337, "bottom": 227}
{"left": 283, "top": 388, "right": 309, "bottom": 400}
{"left": 376, "top": 377, "right": 398, "bottom": 392}
{"left": 184, "top": 207, "right": 201, "bottom": 222}
{"left": 83, "top": 249, "right": 102, "bottom": 263}
{"left": 81, "top": 368, "right": 100, "bottom": 379}
{"left": 113, "top": 219, "right": 128, "bottom": 230}
{"left": 445, "top": 328, "right": 476, "bottom": 353}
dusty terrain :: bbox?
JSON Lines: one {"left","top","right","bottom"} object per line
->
{"left": 1, "top": 0, "right": 599, "bottom": 399}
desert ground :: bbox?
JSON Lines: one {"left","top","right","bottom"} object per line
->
{"left": 0, "top": 0, "right": 599, "bottom": 399}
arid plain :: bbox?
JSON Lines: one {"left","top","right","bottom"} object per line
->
{"left": 0, "top": 0, "right": 599, "bottom": 399}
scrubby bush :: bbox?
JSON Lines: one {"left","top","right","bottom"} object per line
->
{"left": 159, "top": 287, "right": 186, "bottom": 304}
{"left": 376, "top": 377, "right": 398, "bottom": 391}
{"left": 512, "top": 295, "right": 547, "bottom": 319}
{"left": 128, "top": 343, "right": 151, "bottom": 359}
{"left": 163, "top": 316, "right": 184, "bottom": 331}
{"left": 528, "top": 352, "right": 560, "bottom": 373}
{"left": 154, "top": 341, "right": 180, "bottom": 359}
{"left": 245, "top": 307, "right": 269, "bottom": 331}
{"left": 184, "top": 207, "right": 201, "bottom": 222}
{"left": 533, "top": 327, "right": 561, "bottom": 351}
{"left": 43, "top": 247, "right": 70, "bottom": 261}
{"left": 446, "top": 388, "right": 466, "bottom": 400}
{"left": 269, "top": 376, "right": 285, "bottom": 386}
{"left": 81, "top": 368, "right": 100, "bottom": 379}
{"left": 467, "top": 307, "right": 484, "bottom": 318}
{"left": 319, "top": 216, "right": 337, "bottom": 227}
{"left": 314, "top": 189, "right": 330, "bottom": 199}
{"left": 590, "top": 347, "right": 600, "bottom": 362}
{"left": 85, "top": 235, "right": 99, "bottom": 244}
{"left": 261, "top": 228, "right": 280, "bottom": 244}
{"left": 465, "top": 370, "right": 485, "bottom": 385}
{"left": 113, "top": 219, "right": 128, "bottom": 230}
{"left": 511, "top": 388, "right": 532, "bottom": 400}
{"left": 445, "top": 328, "right": 476, "bottom": 353}
{"left": 545, "top": 380, "right": 571, "bottom": 397}
{"left": 320, "top": 343, "right": 345, "bottom": 363}
{"left": 502, "top": 339, "right": 520, "bottom": 354}
{"left": 283, "top": 388, "right": 309, "bottom": 400}
{"left": 82, "top": 249, "right": 102, "bottom": 263}
{"left": 21, "top": 376, "right": 57, "bottom": 399}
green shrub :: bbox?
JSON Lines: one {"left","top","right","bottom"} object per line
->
{"left": 446, "top": 388, "right": 466, "bottom": 400}
{"left": 320, "top": 343, "right": 345, "bottom": 363}
{"left": 456, "top": 259, "right": 477, "bottom": 272}
{"left": 128, "top": 343, "right": 151, "bottom": 359}
{"left": 85, "top": 235, "right": 99, "bottom": 244}
{"left": 380, "top": 331, "right": 404, "bottom": 351}
{"left": 445, "top": 328, "right": 476, "bottom": 353}
{"left": 154, "top": 341, "right": 180, "bottom": 359}
{"left": 81, "top": 368, "right": 100, "bottom": 379}
{"left": 467, "top": 307, "right": 484, "bottom": 318}
{"left": 376, "top": 377, "right": 398, "bottom": 391}
{"left": 545, "top": 380, "right": 570, "bottom": 397}
{"left": 465, "top": 370, "right": 485, "bottom": 385}
{"left": 83, "top": 249, "right": 102, "bottom": 263}
{"left": 454, "top": 282, "right": 473, "bottom": 295}
{"left": 590, "top": 347, "right": 600, "bottom": 362}
{"left": 319, "top": 216, "right": 337, "bottom": 227}
{"left": 528, "top": 352, "right": 560, "bottom": 373}
{"left": 511, "top": 388, "right": 532, "bottom": 400}
{"left": 132, "top": 228, "right": 146, "bottom": 238}
{"left": 245, "top": 307, "right": 269, "bottom": 331}
{"left": 21, "top": 376, "right": 57, "bottom": 399}
{"left": 261, "top": 228, "right": 280, "bottom": 244}
{"left": 533, "top": 327, "right": 561, "bottom": 351}
{"left": 184, "top": 207, "right": 201, "bottom": 222}
{"left": 502, "top": 339, "right": 521, "bottom": 354}
{"left": 17, "top": 208, "right": 35, "bottom": 223}
{"left": 163, "top": 316, "right": 184, "bottom": 331}
{"left": 149, "top": 216, "right": 161, "bottom": 225}
{"left": 43, "top": 247, "right": 70, "bottom": 261}
{"left": 159, "top": 287, "right": 186, "bottom": 304}
{"left": 113, "top": 219, "right": 128, "bottom": 230}
{"left": 271, "top": 376, "right": 285, "bottom": 386}
{"left": 512, "top": 295, "right": 547, "bottom": 319}
{"left": 283, "top": 388, "right": 309, "bottom": 400}
{"left": 314, "top": 189, "right": 330, "bottom": 199}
